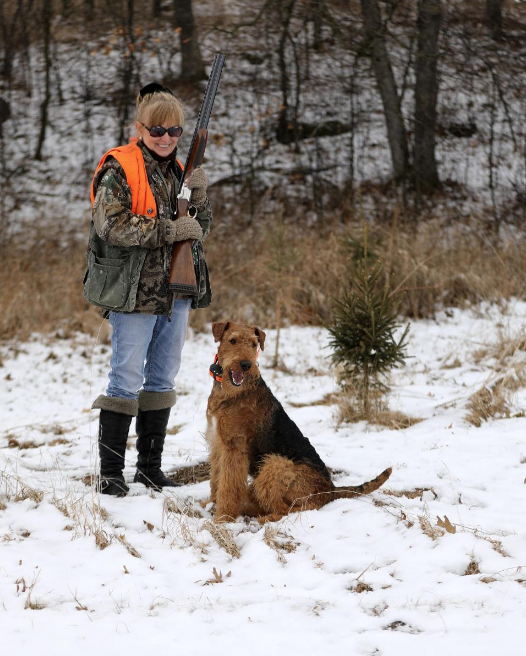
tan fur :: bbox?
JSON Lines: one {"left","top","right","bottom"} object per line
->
{"left": 206, "top": 322, "right": 391, "bottom": 523}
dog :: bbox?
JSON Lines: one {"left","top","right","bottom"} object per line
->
{"left": 205, "top": 321, "right": 392, "bottom": 523}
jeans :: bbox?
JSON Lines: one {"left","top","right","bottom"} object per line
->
{"left": 106, "top": 299, "right": 191, "bottom": 400}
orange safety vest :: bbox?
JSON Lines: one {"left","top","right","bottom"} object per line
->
{"left": 90, "top": 138, "right": 183, "bottom": 218}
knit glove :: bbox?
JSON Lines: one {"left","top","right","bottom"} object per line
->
{"left": 166, "top": 216, "right": 203, "bottom": 243}
{"left": 186, "top": 167, "right": 208, "bottom": 209}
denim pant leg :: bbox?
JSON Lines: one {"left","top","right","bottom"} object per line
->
{"left": 143, "top": 299, "right": 192, "bottom": 393}
{"left": 107, "top": 312, "right": 157, "bottom": 400}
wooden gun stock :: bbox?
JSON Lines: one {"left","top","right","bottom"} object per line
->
{"left": 168, "top": 128, "right": 208, "bottom": 295}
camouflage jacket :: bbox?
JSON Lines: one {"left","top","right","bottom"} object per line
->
{"left": 84, "top": 140, "right": 212, "bottom": 315}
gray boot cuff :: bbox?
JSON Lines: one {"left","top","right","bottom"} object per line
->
{"left": 92, "top": 395, "right": 139, "bottom": 416}
{"left": 138, "top": 390, "right": 176, "bottom": 411}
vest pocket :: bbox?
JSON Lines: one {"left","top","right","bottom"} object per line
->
{"left": 86, "top": 251, "right": 129, "bottom": 309}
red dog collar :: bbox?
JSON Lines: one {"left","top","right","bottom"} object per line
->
{"left": 209, "top": 354, "right": 223, "bottom": 383}
{"left": 209, "top": 349, "right": 261, "bottom": 384}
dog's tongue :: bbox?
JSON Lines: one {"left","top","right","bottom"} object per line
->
{"left": 231, "top": 370, "right": 244, "bottom": 386}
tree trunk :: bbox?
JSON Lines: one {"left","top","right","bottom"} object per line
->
{"left": 486, "top": 0, "right": 503, "bottom": 41}
{"left": 276, "top": 0, "right": 299, "bottom": 147}
{"left": 173, "top": 0, "right": 206, "bottom": 82}
{"left": 35, "top": 0, "right": 53, "bottom": 161}
{"left": 308, "top": 0, "right": 323, "bottom": 51}
{"left": 84, "top": 0, "right": 94, "bottom": 21}
{"left": 413, "top": 0, "right": 442, "bottom": 193}
{"left": 117, "top": 0, "right": 135, "bottom": 144}
{"left": 359, "top": 0, "right": 409, "bottom": 181}
{"left": 152, "top": 0, "right": 162, "bottom": 18}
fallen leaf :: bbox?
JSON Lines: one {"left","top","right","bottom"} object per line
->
{"left": 436, "top": 515, "right": 456, "bottom": 534}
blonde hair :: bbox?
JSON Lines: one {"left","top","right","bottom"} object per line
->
{"left": 135, "top": 90, "right": 184, "bottom": 127}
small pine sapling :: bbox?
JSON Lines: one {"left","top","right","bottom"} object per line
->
{"left": 328, "top": 227, "right": 409, "bottom": 419}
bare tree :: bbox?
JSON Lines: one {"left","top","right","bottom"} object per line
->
{"left": 35, "top": 0, "right": 53, "bottom": 161}
{"left": 117, "top": 0, "right": 137, "bottom": 143}
{"left": 359, "top": 0, "right": 409, "bottom": 181}
{"left": 0, "top": 0, "right": 34, "bottom": 82}
{"left": 276, "top": 0, "right": 299, "bottom": 147}
{"left": 486, "top": 0, "right": 503, "bottom": 41}
{"left": 152, "top": 0, "right": 162, "bottom": 19}
{"left": 173, "top": 0, "right": 206, "bottom": 82}
{"left": 413, "top": 0, "right": 442, "bottom": 193}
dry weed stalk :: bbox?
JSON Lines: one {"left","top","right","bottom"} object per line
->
{"left": 24, "top": 573, "right": 46, "bottom": 611}
{"left": 202, "top": 567, "right": 231, "bottom": 585}
{"left": 161, "top": 498, "right": 209, "bottom": 554}
{"left": 201, "top": 520, "right": 241, "bottom": 559}
{"left": 464, "top": 560, "right": 481, "bottom": 576}
{"left": 0, "top": 470, "right": 44, "bottom": 504}
{"left": 336, "top": 387, "right": 421, "bottom": 429}
{"left": 263, "top": 525, "right": 298, "bottom": 563}
{"left": 383, "top": 487, "right": 438, "bottom": 500}
{"left": 115, "top": 534, "right": 140, "bottom": 558}
{"left": 418, "top": 513, "right": 445, "bottom": 541}
{"left": 466, "top": 331, "right": 526, "bottom": 426}
{"left": 50, "top": 489, "right": 111, "bottom": 549}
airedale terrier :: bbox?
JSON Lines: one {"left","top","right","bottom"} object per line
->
{"left": 205, "top": 321, "right": 392, "bottom": 523}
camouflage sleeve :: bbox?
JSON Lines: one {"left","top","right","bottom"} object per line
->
{"left": 92, "top": 161, "right": 171, "bottom": 249}
{"left": 195, "top": 197, "right": 213, "bottom": 242}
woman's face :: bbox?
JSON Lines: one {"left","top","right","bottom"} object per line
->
{"left": 136, "top": 121, "right": 180, "bottom": 158}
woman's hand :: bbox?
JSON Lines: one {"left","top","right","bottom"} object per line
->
{"left": 166, "top": 216, "right": 203, "bottom": 243}
{"left": 186, "top": 167, "right": 208, "bottom": 209}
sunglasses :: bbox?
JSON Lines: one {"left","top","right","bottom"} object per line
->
{"left": 141, "top": 123, "right": 183, "bottom": 138}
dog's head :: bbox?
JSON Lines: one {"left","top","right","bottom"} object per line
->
{"left": 212, "top": 321, "right": 266, "bottom": 392}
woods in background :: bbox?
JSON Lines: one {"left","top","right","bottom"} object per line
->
{"left": 0, "top": 0, "right": 524, "bottom": 227}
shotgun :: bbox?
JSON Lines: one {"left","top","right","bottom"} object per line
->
{"left": 168, "top": 53, "right": 226, "bottom": 294}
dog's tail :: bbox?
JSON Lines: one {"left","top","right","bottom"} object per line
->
{"left": 327, "top": 467, "right": 392, "bottom": 503}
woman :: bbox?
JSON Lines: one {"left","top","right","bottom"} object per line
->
{"left": 84, "top": 82, "right": 212, "bottom": 496}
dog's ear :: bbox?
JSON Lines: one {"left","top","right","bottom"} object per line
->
{"left": 212, "top": 321, "right": 230, "bottom": 342}
{"left": 254, "top": 327, "right": 266, "bottom": 351}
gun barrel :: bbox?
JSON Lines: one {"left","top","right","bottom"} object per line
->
{"left": 178, "top": 54, "right": 225, "bottom": 194}
{"left": 197, "top": 54, "right": 226, "bottom": 129}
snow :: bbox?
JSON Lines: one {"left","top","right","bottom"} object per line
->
{"left": 1, "top": 304, "right": 526, "bottom": 654}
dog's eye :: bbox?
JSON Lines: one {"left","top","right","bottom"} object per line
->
{"left": 252, "top": 343, "right": 257, "bottom": 348}
{"left": 229, "top": 339, "right": 237, "bottom": 344}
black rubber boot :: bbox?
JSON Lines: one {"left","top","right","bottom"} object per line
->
{"left": 98, "top": 409, "right": 133, "bottom": 497}
{"left": 133, "top": 408, "right": 181, "bottom": 490}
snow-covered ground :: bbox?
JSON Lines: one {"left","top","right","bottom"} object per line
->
{"left": 1, "top": 304, "right": 526, "bottom": 655}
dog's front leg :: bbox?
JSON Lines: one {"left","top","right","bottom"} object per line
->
{"left": 214, "top": 444, "right": 250, "bottom": 523}
{"left": 209, "top": 439, "right": 222, "bottom": 505}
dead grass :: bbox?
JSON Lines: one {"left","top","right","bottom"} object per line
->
{"left": 168, "top": 461, "right": 211, "bottom": 485}
{"left": 383, "top": 487, "right": 438, "bottom": 500}
{"left": 7, "top": 437, "right": 42, "bottom": 449}
{"left": 115, "top": 533, "right": 141, "bottom": 558}
{"left": 350, "top": 581, "right": 373, "bottom": 593}
{"left": 288, "top": 392, "right": 340, "bottom": 408}
{"left": 465, "top": 385, "right": 511, "bottom": 426}
{"left": 466, "top": 329, "right": 526, "bottom": 426}
{"left": 418, "top": 514, "right": 445, "bottom": 541}
{"left": 163, "top": 496, "right": 202, "bottom": 518}
{"left": 50, "top": 488, "right": 111, "bottom": 550}
{"left": 201, "top": 520, "right": 241, "bottom": 559}
{"left": 337, "top": 392, "right": 422, "bottom": 429}
{"left": 2, "top": 214, "right": 526, "bottom": 341}
{"left": 0, "top": 234, "right": 103, "bottom": 342}
{"left": 0, "top": 471, "right": 45, "bottom": 505}
{"left": 262, "top": 525, "right": 298, "bottom": 563}
{"left": 464, "top": 560, "right": 481, "bottom": 576}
